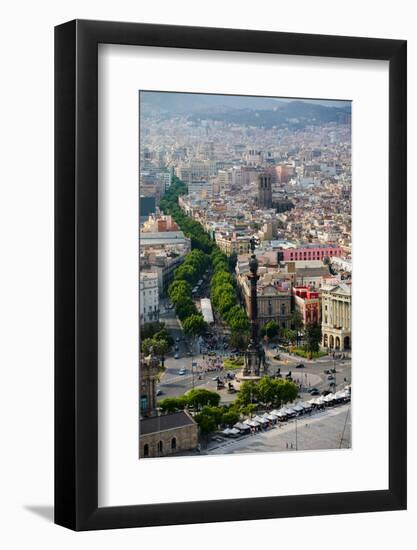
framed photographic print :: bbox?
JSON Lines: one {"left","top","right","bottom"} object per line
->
{"left": 55, "top": 20, "right": 407, "bottom": 530}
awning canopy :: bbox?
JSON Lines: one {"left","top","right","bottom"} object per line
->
{"left": 253, "top": 416, "right": 269, "bottom": 424}
{"left": 244, "top": 419, "right": 260, "bottom": 427}
{"left": 234, "top": 422, "right": 250, "bottom": 431}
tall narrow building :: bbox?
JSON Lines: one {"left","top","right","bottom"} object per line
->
{"left": 257, "top": 172, "right": 272, "bottom": 209}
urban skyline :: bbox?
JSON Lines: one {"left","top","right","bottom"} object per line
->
{"left": 139, "top": 91, "right": 351, "bottom": 459}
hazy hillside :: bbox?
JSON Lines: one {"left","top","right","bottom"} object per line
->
{"left": 140, "top": 91, "right": 351, "bottom": 129}
{"left": 189, "top": 100, "right": 351, "bottom": 129}
{"left": 140, "top": 91, "right": 284, "bottom": 114}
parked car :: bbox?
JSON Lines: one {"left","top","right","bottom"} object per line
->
{"left": 174, "top": 345, "right": 179, "bottom": 351}
{"left": 178, "top": 368, "right": 186, "bottom": 375}
{"left": 174, "top": 353, "right": 180, "bottom": 359}
{"left": 327, "top": 374, "right": 334, "bottom": 380}
{"left": 156, "top": 389, "right": 163, "bottom": 396}
{"left": 310, "top": 389, "right": 320, "bottom": 396}
{"left": 324, "top": 369, "right": 331, "bottom": 374}
{"left": 296, "top": 363, "right": 305, "bottom": 368}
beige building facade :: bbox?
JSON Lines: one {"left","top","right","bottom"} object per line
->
{"left": 321, "top": 283, "right": 351, "bottom": 351}
{"left": 140, "top": 414, "right": 199, "bottom": 458}
{"left": 215, "top": 232, "right": 251, "bottom": 256}
{"left": 238, "top": 271, "right": 292, "bottom": 330}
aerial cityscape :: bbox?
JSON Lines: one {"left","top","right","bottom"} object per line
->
{"left": 139, "top": 91, "right": 352, "bottom": 459}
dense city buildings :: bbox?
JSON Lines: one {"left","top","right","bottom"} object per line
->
{"left": 140, "top": 227, "right": 191, "bottom": 296}
{"left": 139, "top": 92, "right": 352, "bottom": 458}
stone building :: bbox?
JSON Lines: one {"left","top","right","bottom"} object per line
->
{"left": 321, "top": 282, "right": 352, "bottom": 351}
{"left": 140, "top": 412, "right": 199, "bottom": 458}
{"left": 238, "top": 270, "right": 292, "bottom": 330}
{"left": 257, "top": 173, "right": 273, "bottom": 209}
{"left": 256, "top": 280, "right": 292, "bottom": 330}
{"left": 139, "top": 354, "right": 198, "bottom": 458}
{"left": 214, "top": 231, "right": 251, "bottom": 257}
{"left": 139, "top": 353, "right": 161, "bottom": 418}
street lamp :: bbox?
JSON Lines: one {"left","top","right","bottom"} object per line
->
{"left": 295, "top": 416, "right": 298, "bottom": 451}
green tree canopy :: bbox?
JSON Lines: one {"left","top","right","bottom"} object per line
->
{"left": 229, "top": 330, "right": 249, "bottom": 351}
{"left": 140, "top": 338, "right": 155, "bottom": 357}
{"left": 174, "top": 263, "right": 197, "bottom": 285}
{"left": 141, "top": 321, "right": 165, "bottom": 340}
{"left": 237, "top": 377, "right": 298, "bottom": 409}
{"left": 194, "top": 413, "right": 217, "bottom": 434}
{"left": 201, "top": 406, "right": 223, "bottom": 425}
{"left": 175, "top": 298, "right": 197, "bottom": 321}
{"left": 281, "top": 328, "right": 297, "bottom": 344}
{"left": 261, "top": 320, "right": 280, "bottom": 339}
{"left": 221, "top": 410, "right": 240, "bottom": 427}
{"left": 153, "top": 328, "right": 174, "bottom": 347}
{"left": 304, "top": 321, "right": 323, "bottom": 357}
{"left": 211, "top": 270, "right": 234, "bottom": 288}
{"left": 290, "top": 309, "right": 304, "bottom": 333}
{"left": 158, "top": 396, "right": 188, "bottom": 413}
{"left": 151, "top": 338, "right": 169, "bottom": 359}
{"left": 182, "top": 314, "right": 207, "bottom": 338}
{"left": 226, "top": 306, "right": 250, "bottom": 334}
{"left": 168, "top": 279, "right": 192, "bottom": 301}
{"left": 186, "top": 388, "right": 221, "bottom": 410}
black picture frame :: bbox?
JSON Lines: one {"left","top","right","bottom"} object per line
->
{"left": 55, "top": 19, "right": 407, "bottom": 531}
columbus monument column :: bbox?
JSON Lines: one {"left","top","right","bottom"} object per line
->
{"left": 238, "top": 237, "right": 267, "bottom": 381}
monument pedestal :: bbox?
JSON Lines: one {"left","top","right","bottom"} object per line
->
{"left": 236, "top": 343, "right": 267, "bottom": 382}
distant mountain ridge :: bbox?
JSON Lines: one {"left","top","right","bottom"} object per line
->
{"left": 141, "top": 91, "right": 350, "bottom": 113}
{"left": 140, "top": 92, "right": 351, "bottom": 129}
{"left": 140, "top": 92, "right": 284, "bottom": 114}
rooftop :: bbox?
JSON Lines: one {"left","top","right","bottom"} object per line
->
{"left": 140, "top": 231, "right": 186, "bottom": 240}
{"left": 140, "top": 411, "right": 196, "bottom": 436}
{"left": 296, "top": 267, "right": 329, "bottom": 277}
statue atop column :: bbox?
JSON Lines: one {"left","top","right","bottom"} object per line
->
{"left": 239, "top": 236, "right": 268, "bottom": 380}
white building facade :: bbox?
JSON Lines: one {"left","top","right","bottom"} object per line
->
{"left": 140, "top": 272, "right": 160, "bottom": 325}
{"left": 321, "top": 282, "right": 352, "bottom": 351}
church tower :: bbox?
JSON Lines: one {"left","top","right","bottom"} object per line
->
{"left": 139, "top": 353, "right": 161, "bottom": 418}
{"left": 257, "top": 173, "right": 272, "bottom": 209}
